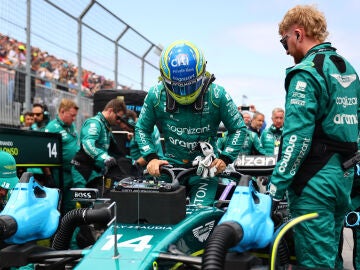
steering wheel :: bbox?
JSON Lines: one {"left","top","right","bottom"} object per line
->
{"left": 115, "top": 165, "right": 179, "bottom": 192}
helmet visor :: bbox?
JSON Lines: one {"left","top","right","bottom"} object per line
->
{"left": 163, "top": 75, "right": 204, "bottom": 96}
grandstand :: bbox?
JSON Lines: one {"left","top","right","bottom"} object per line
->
{"left": 0, "top": 0, "right": 161, "bottom": 130}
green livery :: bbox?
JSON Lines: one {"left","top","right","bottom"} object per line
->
{"left": 75, "top": 205, "right": 224, "bottom": 270}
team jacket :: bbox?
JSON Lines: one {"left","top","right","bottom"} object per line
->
{"left": 135, "top": 82, "right": 246, "bottom": 166}
{"left": 78, "top": 112, "right": 114, "bottom": 169}
{"left": 261, "top": 125, "right": 283, "bottom": 156}
{"left": 45, "top": 115, "right": 79, "bottom": 170}
{"left": 271, "top": 43, "right": 360, "bottom": 200}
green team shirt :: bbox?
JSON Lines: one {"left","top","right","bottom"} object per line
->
{"left": 45, "top": 115, "right": 79, "bottom": 169}
{"left": 270, "top": 43, "right": 360, "bottom": 200}
{"left": 135, "top": 81, "right": 246, "bottom": 165}
{"left": 260, "top": 125, "right": 283, "bottom": 156}
{"left": 79, "top": 112, "right": 113, "bottom": 169}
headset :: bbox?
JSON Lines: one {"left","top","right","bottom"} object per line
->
{"left": 43, "top": 104, "right": 49, "bottom": 120}
{"left": 32, "top": 103, "right": 49, "bottom": 120}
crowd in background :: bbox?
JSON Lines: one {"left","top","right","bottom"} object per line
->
{"left": 0, "top": 33, "right": 131, "bottom": 98}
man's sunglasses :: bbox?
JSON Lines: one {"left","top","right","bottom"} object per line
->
{"left": 280, "top": 35, "right": 290, "bottom": 51}
{"left": 115, "top": 114, "right": 127, "bottom": 122}
{"left": 33, "top": 112, "right": 43, "bottom": 116}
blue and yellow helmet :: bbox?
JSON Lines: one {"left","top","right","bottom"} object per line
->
{"left": 160, "top": 40, "right": 206, "bottom": 105}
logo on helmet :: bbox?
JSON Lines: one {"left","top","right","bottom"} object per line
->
{"left": 171, "top": 53, "right": 189, "bottom": 67}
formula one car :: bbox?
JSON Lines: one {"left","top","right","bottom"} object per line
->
{"left": 0, "top": 155, "right": 318, "bottom": 270}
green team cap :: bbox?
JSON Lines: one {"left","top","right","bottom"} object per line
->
{"left": 0, "top": 151, "right": 19, "bottom": 190}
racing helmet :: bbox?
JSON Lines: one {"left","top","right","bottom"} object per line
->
{"left": 0, "top": 151, "right": 18, "bottom": 210}
{"left": 160, "top": 40, "right": 206, "bottom": 105}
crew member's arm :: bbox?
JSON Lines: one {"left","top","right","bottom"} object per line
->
{"left": 135, "top": 88, "right": 169, "bottom": 176}
{"left": 81, "top": 120, "right": 112, "bottom": 169}
{"left": 209, "top": 88, "right": 247, "bottom": 174}
{"left": 218, "top": 90, "right": 247, "bottom": 167}
{"left": 269, "top": 72, "right": 318, "bottom": 200}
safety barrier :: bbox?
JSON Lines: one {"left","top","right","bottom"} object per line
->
{"left": 0, "top": 67, "right": 93, "bottom": 130}
{"left": 0, "top": 68, "right": 21, "bottom": 127}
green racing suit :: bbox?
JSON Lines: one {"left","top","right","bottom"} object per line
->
{"left": 269, "top": 43, "right": 360, "bottom": 268}
{"left": 135, "top": 80, "right": 246, "bottom": 206}
{"left": 260, "top": 125, "right": 283, "bottom": 156}
{"left": 217, "top": 129, "right": 265, "bottom": 156}
{"left": 71, "top": 112, "right": 118, "bottom": 190}
{"left": 45, "top": 115, "right": 79, "bottom": 213}
{"left": 130, "top": 125, "right": 163, "bottom": 166}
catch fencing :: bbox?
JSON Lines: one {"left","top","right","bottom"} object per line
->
{"left": 0, "top": 66, "right": 93, "bottom": 130}
{"left": 0, "top": 0, "right": 161, "bottom": 128}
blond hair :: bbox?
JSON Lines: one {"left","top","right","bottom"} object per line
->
{"left": 58, "top": 98, "right": 79, "bottom": 113}
{"left": 279, "top": 5, "right": 329, "bottom": 42}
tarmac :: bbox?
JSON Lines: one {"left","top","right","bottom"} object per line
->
{"left": 342, "top": 227, "right": 354, "bottom": 270}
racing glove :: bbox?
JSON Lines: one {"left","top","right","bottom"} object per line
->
{"left": 104, "top": 156, "right": 117, "bottom": 168}
{"left": 192, "top": 155, "right": 217, "bottom": 178}
{"left": 192, "top": 142, "right": 217, "bottom": 178}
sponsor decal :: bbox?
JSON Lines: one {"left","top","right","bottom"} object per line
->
{"left": 292, "top": 92, "right": 305, "bottom": 99}
{"left": 330, "top": 74, "right": 357, "bottom": 88}
{"left": 202, "top": 101, "right": 209, "bottom": 113}
{"left": 235, "top": 155, "right": 277, "bottom": 167}
{"left": 290, "top": 138, "right": 311, "bottom": 175}
{"left": 88, "top": 122, "right": 99, "bottom": 135}
{"left": 213, "top": 85, "right": 221, "bottom": 98}
{"left": 168, "top": 137, "right": 198, "bottom": 150}
{"left": 138, "top": 130, "right": 148, "bottom": 144}
{"left": 192, "top": 220, "right": 215, "bottom": 243}
{"left": 295, "top": 81, "right": 307, "bottom": 91}
{"left": 85, "top": 140, "right": 98, "bottom": 154}
{"left": 73, "top": 192, "right": 92, "bottom": 199}
{"left": 336, "top": 97, "right": 357, "bottom": 108}
{"left": 231, "top": 130, "right": 242, "bottom": 145}
{"left": 334, "top": 114, "right": 358, "bottom": 124}
{"left": 228, "top": 103, "right": 239, "bottom": 116}
{"left": 167, "top": 124, "right": 211, "bottom": 136}
{"left": 71, "top": 188, "right": 98, "bottom": 201}
{"left": 278, "top": 135, "right": 297, "bottom": 173}
{"left": 193, "top": 182, "right": 208, "bottom": 205}
{"left": 290, "top": 99, "right": 305, "bottom": 106}
{"left": 118, "top": 225, "right": 172, "bottom": 230}
{"left": 171, "top": 53, "right": 189, "bottom": 67}
{"left": 224, "top": 147, "right": 234, "bottom": 153}
{"left": 73, "top": 191, "right": 97, "bottom": 200}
